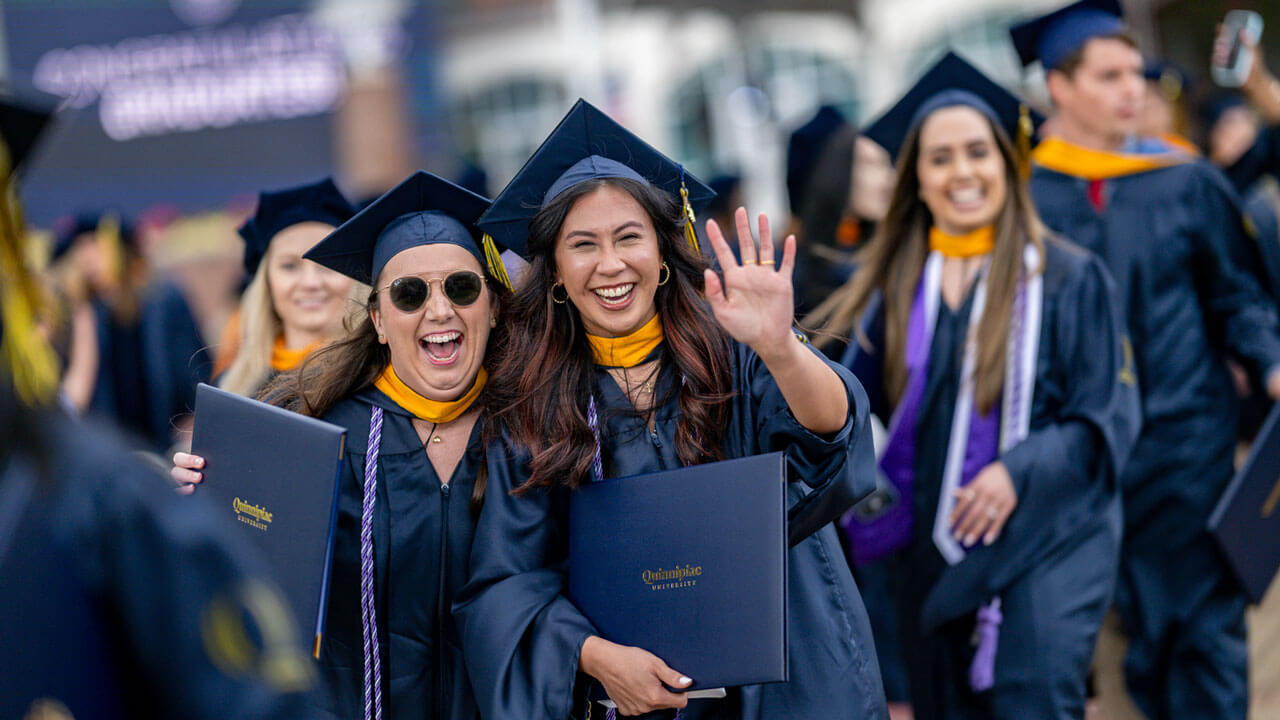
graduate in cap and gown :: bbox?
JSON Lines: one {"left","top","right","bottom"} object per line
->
{"left": 0, "top": 97, "right": 323, "bottom": 720}
{"left": 174, "top": 170, "right": 516, "bottom": 720}
{"left": 49, "top": 207, "right": 212, "bottom": 453}
{"left": 216, "top": 178, "right": 363, "bottom": 398}
{"left": 806, "top": 52, "right": 1140, "bottom": 720}
{"left": 453, "top": 99, "right": 887, "bottom": 720}
{"left": 1009, "top": 2, "right": 1280, "bottom": 716}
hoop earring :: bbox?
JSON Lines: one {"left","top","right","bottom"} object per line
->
{"left": 658, "top": 262, "right": 671, "bottom": 286}
{"left": 551, "top": 282, "right": 568, "bottom": 304}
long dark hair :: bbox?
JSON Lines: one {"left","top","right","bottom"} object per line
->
{"left": 805, "top": 110, "right": 1044, "bottom": 415}
{"left": 261, "top": 264, "right": 511, "bottom": 514}
{"left": 487, "top": 177, "right": 734, "bottom": 493}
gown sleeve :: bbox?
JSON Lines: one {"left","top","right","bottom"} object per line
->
{"left": 452, "top": 441, "right": 597, "bottom": 720}
{"left": 742, "top": 338, "right": 877, "bottom": 546}
{"left": 1000, "top": 251, "right": 1141, "bottom": 506}
{"left": 1225, "top": 123, "right": 1280, "bottom": 194}
{"left": 1187, "top": 164, "right": 1280, "bottom": 382}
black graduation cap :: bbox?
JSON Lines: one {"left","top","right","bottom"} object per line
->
{"left": 864, "top": 51, "right": 1045, "bottom": 162}
{"left": 0, "top": 96, "right": 53, "bottom": 178}
{"left": 238, "top": 178, "right": 355, "bottom": 277}
{"left": 478, "top": 99, "right": 715, "bottom": 260}
{"left": 303, "top": 170, "right": 509, "bottom": 289}
{"left": 1009, "top": 0, "right": 1126, "bottom": 71}
{"left": 787, "top": 105, "right": 848, "bottom": 214}
{"left": 50, "top": 212, "right": 137, "bottom": 262}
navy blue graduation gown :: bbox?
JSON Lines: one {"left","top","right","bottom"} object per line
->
{"left": 845, "top": 239, "right": 1138, "bottom": 717}
{"left": 454, "top": 341, "right": 887, "bottom": 720}
{"left": 1031, "top": 161, "right": 1273, "bottom": 717}
{"left": 0, "top": 409, "right": 320, "bottom": 719}
{"left": 316, "top": 390, "right": 482, "bottom": 720}
{"left": 86, "top": 280, "right": 211, "bottom": 452}
{"left": 1031, "top": 161, "right": 1280, "bottom": 547}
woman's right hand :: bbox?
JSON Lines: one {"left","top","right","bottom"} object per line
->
{"left": 579, "top": 635, "right": 691, "bottom": 716}
{"left": 171, "top": 452, "right": 205, "bottom": 495}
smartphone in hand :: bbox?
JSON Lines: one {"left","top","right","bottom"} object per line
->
{"left": 1213, "top": 10, "right": 1264, "bottom": 88}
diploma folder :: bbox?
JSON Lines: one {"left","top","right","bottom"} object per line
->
{"left": 1210, "top": 402, "right": 1280, "bottom": 603}
{"left": 191, "top": 383, "right": 345, "bottom": 657}
{"left": 568, "top": 452, "right": 788, "bottom": 694}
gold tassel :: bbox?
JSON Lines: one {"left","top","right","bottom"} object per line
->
{"left": 481, "top": 233, "right": 513, "bottom": 291}
{"left": 0, "top": 140, "right": 58, "bottom": 405}
{"left": 1017, "top": 103, "right": 1033, "bottom": 181}
{"left": 680, "top": 182, "right": 700, "bottom": 254}
{"left": 98, "top": 211, "right": 124, "bottom": 292}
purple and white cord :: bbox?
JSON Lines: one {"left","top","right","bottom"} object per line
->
{"left": 361, "top": 406, "right": 385, "bottom": 720}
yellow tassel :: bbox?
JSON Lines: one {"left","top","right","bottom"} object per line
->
{"left": 482, "top": 233, "right": 513, "bottom": 291}
{"left": 0, "top": 140, "right": 58, "bottom": 405}
{"left": 98, "top": 211, "right": 124, "bottom": 292}
{"left": 1017, "top": 103, "right": 1033, "bottom": 181}
{"left": 680, "top": 182, "right": 700, "bottom": 254}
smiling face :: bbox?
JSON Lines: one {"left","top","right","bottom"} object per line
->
{"left": 915, "top": 106, "right": 1008, "bottom": 236}
{"left": 552, "top": 183, "right": 663, "bottom": 337}
{"left": 267, "top": 222, "right": 353, "bottom": 344}
{"left": 371, "top": 243, "right": 495, "bottom": 401}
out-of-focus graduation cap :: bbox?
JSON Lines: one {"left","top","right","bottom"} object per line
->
{"left": 787, "top": 105, "right": 848, "bottom": 214}
{"left": 303, "top": 170, "right": 510, "bottom": 289}
{"left": 478, "top": 99, "right": 715, "bottom": 260}
{"left": 1010, "top": 0, "right": 1126, "bottom": 71}
{"left": 864, "top": 51, "right": 1045, "bottom": 162}
{"left": 238, "top": 178, "right": 355, "bottom": 277}
{"left": 50, "top": 212, "right": 136, "bottom": 262}
{"left": 0, "top": 95, "right": 57, "bottom": 405}
{"left": 0, "top": 97, "right": 52, "bottom": 177}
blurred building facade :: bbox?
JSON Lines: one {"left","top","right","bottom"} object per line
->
{"left": 431, "top": 0, "right": 1246, "bottom": 220}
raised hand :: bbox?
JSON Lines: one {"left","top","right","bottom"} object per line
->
{"left": 703, "top": 207, "right": 798, "bottom": 361}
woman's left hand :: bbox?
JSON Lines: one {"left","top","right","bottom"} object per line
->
{"left": 704, "top": 207, "right": 798, "bottom": 360}
{"left": 949, "top": 461, "right": 1018, "bottom": 547}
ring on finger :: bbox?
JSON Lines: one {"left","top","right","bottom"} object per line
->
{"left": 759, "top": 259, "right": 775, "bottom": 265}
{"left": 985, "top": 507, "right": 998, "bottom": 519}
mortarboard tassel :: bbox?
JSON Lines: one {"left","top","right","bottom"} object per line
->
{"left": 0, "top": 141, "right": 58, "bottom": 406}
{"left": 1017, "top": 103, "right": 1033, "bottom": 181}
{"left": 968, "top": 597, "right": 1002, "bottom": 692}
{"left": 481, "top": 233, "right": 513, "bottom": 291}
{"left": 98, "top": 212, "right": 125, "bottom": 292}
{"left": 680, "top": 182, "right": 700, "bottom": 254}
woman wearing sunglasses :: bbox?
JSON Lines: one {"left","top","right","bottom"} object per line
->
{"left": 172, "top": 170, "right": 514, "bottom": 720}
{"left": 217, "top": 178, "right": 363, "bottom": 398}
{"left": 454, "top": 100, "right": 887, "bottom": 719}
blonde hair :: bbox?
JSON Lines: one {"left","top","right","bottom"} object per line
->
{"left": 219, "top": 242, "right": 366, "bottom": 397}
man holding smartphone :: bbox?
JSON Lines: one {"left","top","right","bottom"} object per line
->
{"left": 1011, "top": 1, "right": 1280, "bottom": 717}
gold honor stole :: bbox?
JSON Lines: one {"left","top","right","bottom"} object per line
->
{"left": 1030, "top": 137, "right": 1190, "bottom": 181}
{"left": 374, "top": 365, "right": 487, "bottom": 423}
{"left": 270, "top": 336, "right": 322, "bottom": 372}
{"left": 587, "top": 313, "right": 664, "bottom": 368}
{"left": 928, "top": 226, "right": 995, "bottom": 259}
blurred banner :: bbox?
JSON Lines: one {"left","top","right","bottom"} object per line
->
{"left": 4, "top": 0, "right": 430, "bottom": 225}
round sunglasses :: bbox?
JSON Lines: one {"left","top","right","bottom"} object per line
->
{"left": 379, "top": 271, "right": 485, "bottom": 312}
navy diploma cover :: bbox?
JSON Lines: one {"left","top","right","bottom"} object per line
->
{"left": 191, "top": 383, "right": 345, "bottom": 656}
{"left": 568, "top": 452, "right": 788, "bottom": 692}
{"left": 1211, "top": 402, "right": 1280, "bottom": 603}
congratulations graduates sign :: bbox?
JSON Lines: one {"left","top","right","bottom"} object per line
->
{"left": 4, "top": 0, "right": 425, "bottom": 224}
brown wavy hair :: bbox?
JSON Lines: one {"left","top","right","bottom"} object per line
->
{"left": 804, "top": 109, "right": 1044, "bottom": 415}
{"left": 487, "top": 177, "right": 734, "bottom": 493}
{"left": 260, "top": 264, "right": 511, "bottom": 515}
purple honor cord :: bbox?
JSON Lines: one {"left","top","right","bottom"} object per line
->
{"left": 361, "top": 406, "right": 385, "bottom": 720}
{"left": 585, "top": 393, "right": 684, "bottom": 719}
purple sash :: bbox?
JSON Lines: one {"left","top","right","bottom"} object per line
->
{"left": 840, "top": 258, "right": 999, "bottom": 566}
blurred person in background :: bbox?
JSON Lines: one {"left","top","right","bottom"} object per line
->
{"left": 218, "top": 178, "right": 362, "bottom": 398}
{"left": 1137, "top": 60, "right": 1199, "bottom": 153}
{"left": 0, "top": 95, "right": 322, "bottom": 720}
{"left": 48, "top": 210, "right": 211, "bottom": 454}
{"left": 1012, "top": 1, "right": 1280, "bottom": 716}
{"left": 809, "top": 52, "right": 1138, "bottom": 720}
